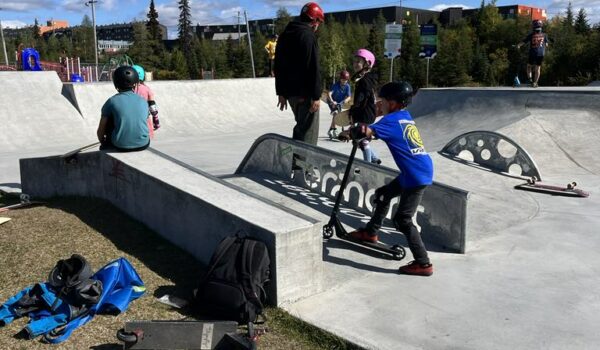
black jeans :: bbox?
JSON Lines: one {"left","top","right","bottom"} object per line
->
{"left": 288, "top": 96, "right": 319, "bottom": 146}
{"left": 366, "top": 179, "right": 430, "bottom": 265}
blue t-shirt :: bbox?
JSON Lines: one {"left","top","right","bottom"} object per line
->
{"left": 370, "top": 110, "right": 434, "bottom": 188}
{"left": 101, "top": 91, "right": 149, "bottom": 149}
{"left": 330, "top": 82, "right": 351, "bottom": 103}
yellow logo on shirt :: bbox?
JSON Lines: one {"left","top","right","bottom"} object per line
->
{"left": 403, "top": 124, "right": 424, "bottom": 149}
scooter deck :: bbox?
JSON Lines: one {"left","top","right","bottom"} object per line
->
{"left": 515, "top": 180, "right": 589, "bottom": 198}
{"left": 119, "top": 320, "right": 239, "bottom": 349}
{"left": 336, "top": 232, "right": 406, "bottom": 260}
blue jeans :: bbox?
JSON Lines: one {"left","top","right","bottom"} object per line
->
{"left": 360, "top": 139, "right": 379, "bottom": 162}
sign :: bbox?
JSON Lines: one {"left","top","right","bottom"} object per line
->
{"left": 419, "top": 24, "right": 438, "bottom": 59}
{"left": 384, "top": 24, "right": 403, "bottom": 58}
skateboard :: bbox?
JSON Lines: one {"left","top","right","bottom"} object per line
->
{"left": 515, "top": 178, "right": 589, "bottom": 197}
{"left": 116, "top": 320, "right": 257, "bottom": 350}
{"left": 61, "top": 142, "right": 101, "bottom": 164}
{"left": 0, "top": 194, "right": 44, "bottom": 213}
{"left": 332, "top": 108, "right": 351, "bottom": 127}
{"left": 322, "top": 141, "right": 406, "bottom": 261}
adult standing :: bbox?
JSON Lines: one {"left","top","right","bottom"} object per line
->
{"left": 274, "top": 2, "right": 324, "bottom": 146}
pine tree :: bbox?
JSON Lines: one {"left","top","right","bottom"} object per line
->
{"left": 178, "top": 0, "right": 198, "bottom": 79}
{"left": 399, "top": 14, "right": 426, "bottom": 87}
{"left": 574, "top": 8, "right": 590, "bottom": 34}
{"left": 366, "top": 11, "right": 388, "bottom": 84}
{"left": 275, "top": 7, "right": 293, "bottom": 35}
{"left": 564, "top": 2, "right": 574, "bottom": 28}
{"left": 81, "top": 15, "right": 93, "bottom": 27}
{"left": 147, "top": 0, "right": 162, "bottom": 41}
{"left": 33, "top": 19, "right": 41, "bottom": 39}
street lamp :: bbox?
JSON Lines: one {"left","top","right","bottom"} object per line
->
{"left": 0, "top": 8, "right": 9, "bottom": 66}
{"left": 85, "top": 0, "right": 99, "bottom": 81}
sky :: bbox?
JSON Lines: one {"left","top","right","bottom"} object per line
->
{"left": 1, "top": 0, "right": 599, "bottom": 38}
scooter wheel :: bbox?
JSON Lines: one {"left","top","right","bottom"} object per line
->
{"left": 391, "top": 245, "right": 406, "bottom": 261}
{"left": 322, "top": 225, "right": 334, "bottom": 239}
{"left": 116, "top": 329, "right": 138, "bottom": 343}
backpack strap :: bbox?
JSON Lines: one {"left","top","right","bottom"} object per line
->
{"left": 240, "top": 240, "right": 263, "bottom": 312}
{"left": 201, "top": 236, "right": 239, "bottom": 284}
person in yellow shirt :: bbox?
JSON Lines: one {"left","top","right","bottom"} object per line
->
{"left": 264, "top": 34, "right": 278, "bottom": 77}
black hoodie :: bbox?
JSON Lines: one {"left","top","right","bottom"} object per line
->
{"left": 274, "top": 21, "right": 322, "bottom": 101}
{"left": 349, "top": 71, "right": 378, "bottom": 124}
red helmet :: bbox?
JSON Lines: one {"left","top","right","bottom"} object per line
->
{"left": 301, "top": 2, "right": 324, "bottom": 23}
{"left": 339, "top": 70, "right": 350, "bottom": 80}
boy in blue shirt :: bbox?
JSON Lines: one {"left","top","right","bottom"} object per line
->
{"left": 326, "top": 70, "right": 352, "bottom": 139}
{"left": 339, "top": 81, "right": 434, "bottom": 276}
{"left": 97, "top": 66, "right": 150, "bottom": 151}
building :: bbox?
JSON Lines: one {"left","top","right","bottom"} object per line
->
{"left": 39, "top": 20, "right": 69, "bottom": 35}
{"left": 97, "top": 40, "right": 132, "bottom": 53}
{"left": 195, "top": 6, "right": 439, "bottom": 40}
{"left": 462, "top": 4, "right": 547, "bottom": 21}
{"left": 45, "top": 22, "right": 168, "bottom": 42}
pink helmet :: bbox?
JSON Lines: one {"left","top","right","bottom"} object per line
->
{"left": 355, "top": 49, "right": 375, "bottom": 68}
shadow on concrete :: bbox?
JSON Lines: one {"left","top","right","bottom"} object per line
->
{"left": 240, "top": 175, "right": 449, "bottom": 254}
{"left": 46, "top": 197, "right": 205, "bottom": 302}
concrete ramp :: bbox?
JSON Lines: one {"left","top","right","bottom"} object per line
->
{"left": 410, "top": 87, "right": 600, "bottom": 178}
{"left": 63, "top": 78, "right": 295, "bottom": 138}
{"left": 19, "top": 148, "right": 323, "bottom": 305}
{"left": 0, "top": 72, "right": 94, "bottom": 190}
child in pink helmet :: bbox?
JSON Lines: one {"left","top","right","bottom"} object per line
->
{"left": 348, "top": 49, "right": 381, "bottom": 164}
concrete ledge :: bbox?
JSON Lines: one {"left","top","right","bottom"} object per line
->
{"left": 20, "top": 149, "right": 323, "bottom": 305}
{"left": 236, "top": 134, "right": 469, "bottom": 253}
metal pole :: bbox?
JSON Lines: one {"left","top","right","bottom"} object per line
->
{"left": 426, "top": 58, "right": 430, "bottom": 87}
{"left": 237, "top": 11, "right": 241, "bottom": 45}
{"left": 244, "top": 10, "right": 256, "bottom": 78}
{"left": 86, "top": 0, "right": 99, "bottom": 81}
{"left": 0, "top": 19, "right": 9, "bottom": 65}
{"left": 390, "top": 57, "right": 394, "bottom": 82}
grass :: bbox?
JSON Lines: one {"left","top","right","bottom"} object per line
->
{"left": 0, "top": 195, "right": 361, "bottom": 350}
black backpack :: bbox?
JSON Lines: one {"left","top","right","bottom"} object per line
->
{"left": 194, "top": 236, "right": 270, "bottom": 324}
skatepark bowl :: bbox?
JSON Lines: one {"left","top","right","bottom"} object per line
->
{"left": 3, "top": 71, "right": 600, "bottom": 349}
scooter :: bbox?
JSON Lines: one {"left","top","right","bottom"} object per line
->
{"left": 322, "top": 140, "right": 406, "bottom": 261}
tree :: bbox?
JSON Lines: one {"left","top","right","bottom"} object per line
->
{"left": 399, "top": 14, "right": 426, "bottom": 87}
{"left": 81, "top": 15, "right": 93, "bottom": 27}
{"left": 275, "top": 7, "right": 293, "bottom": 35}
{"left": 178, "top": 0, "right": 198, "bottom": 79}
{"left": 251, "top": 31, "right": 268, "bottom": 77}
{"left": 366, "top": 11, "right": 389, "bottom": 85}
{"left": 563, "top": 1, "right": 574, "bottom": 28}
{"left": 32, "top": 19, "right": 41, "bottom": 39}
{"left": 147, "top": 0, "right": 162, "bottom": 41}
{"left": 319, "top": 17, "right": 347, "bottom": 85}
{"left": 574, "top": 8, "right": 591, "bottom": 35}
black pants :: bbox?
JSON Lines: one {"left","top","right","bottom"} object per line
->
{"left": 366, "top": 179, "right": 430, "bottom": 265}
{"left": 288, "top": 96, "right": 319, "bottom": 146}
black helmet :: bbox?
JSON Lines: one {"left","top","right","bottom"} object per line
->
{"left": 113, "top": 66, "right": 139, "bottom": 91}
{"left": 378, "top": 81, "right": 414, "bottom": 106}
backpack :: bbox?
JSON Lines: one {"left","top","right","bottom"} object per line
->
{"left": 194, "top": 236, "right": 270, "bottom": 324}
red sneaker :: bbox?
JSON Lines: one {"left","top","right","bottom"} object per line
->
{"left": 349, "top": 229, "right": 378, "bottom": 243}
{"left": 398, "top": 261, "right": 433, "bottom": 276}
